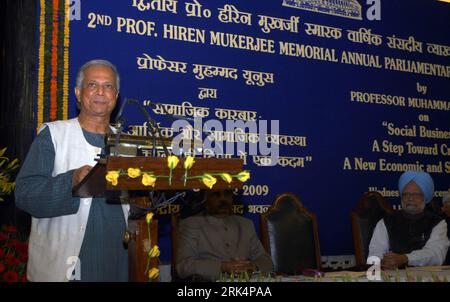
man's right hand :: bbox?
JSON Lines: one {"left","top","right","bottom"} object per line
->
{"left": 221, "top": 260, "right": 257, "bottom": 274}
{"left": 381, "top": 252, "right": 408, "bottom": 270}
{"left": 72, "top": 165, "right": 92, "bottom": 188}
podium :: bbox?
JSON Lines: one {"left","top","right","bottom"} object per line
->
{"left": 73, "top": 156, "right": 244, "bottom": 281}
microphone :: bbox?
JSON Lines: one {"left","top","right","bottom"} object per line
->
{"left": 110, "top": 98, "right": 132, "bottom": 156}
{"left": 170, "top": 114, "right": 196, "bottom": 123}
{"left": 114, "top": 98, "right": 130, "bottom": 126}
{"left": 120, "top": 98, "right": 170, "bottom": 157}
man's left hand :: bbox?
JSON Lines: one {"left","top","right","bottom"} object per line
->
{"left": 381, "top": 252, "right": 408, "bottom": 270}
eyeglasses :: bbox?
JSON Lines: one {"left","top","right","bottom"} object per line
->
{"left": 401, "top": 192, "right": 424, "bottom": 199}
{"left": 84, "top": 81, "right": 116, "bottom": 92}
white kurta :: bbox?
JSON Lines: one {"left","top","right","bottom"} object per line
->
{"left": 367, "top": 218, "right": 450, "bottom": 266}
{"left": 26, "top": 118, "right": 129, "bottom": 281}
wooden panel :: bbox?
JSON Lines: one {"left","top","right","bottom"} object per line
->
{"left": 128, "top": 216, "right": 159, "bottom": 282}
{"left": 72, "top": 162, "right": 106, "bottom": 197}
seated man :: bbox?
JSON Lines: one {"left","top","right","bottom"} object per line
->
{"left": 176, "top": 190, "right": 274, "bottom": 281}
{"left": 368, "top": 171, "right": 450, "bottom": 270}
{"left": 442, "top": 192, "right": 450, "bottom": 265}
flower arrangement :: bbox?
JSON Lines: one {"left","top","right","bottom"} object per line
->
{"left": 0, "top": 225, "right": 28, "bottom": 282}
{"left": 37, "top": 0, "right": 71, "bottom": 129}
{"left": 105, "top": 156, "right": 251, "bottom": 189}
{"left": 0, "top": 148, "right": 19, "bottom": 202}
{"left": 105, "top": 156, "right": 250, "bottom": 281}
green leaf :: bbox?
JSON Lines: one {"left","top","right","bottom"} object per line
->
{"left": 0, "top": 147, "right": 7, "bottom": 157}
{"left": 238, "top": 273, "right": 245, "bottom": 282}
{"left": 243, "top": 271, "right": 250, "bottom": 282}
{"left": 257, "top": 273, "right": 263, "bottom": 282}
{"left": 7, "top": 158, "right": 19, "bottom": 170}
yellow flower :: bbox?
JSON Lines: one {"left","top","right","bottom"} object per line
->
{"left": 142, "top": 173, "right": 156, "bottom": 187}
{"left": 167, "top": 155, "right": 179, "bottom": 170}
{"left": 236, "top": 171, "right": 251, "bottom": 182}
{"left": 146, "top": 212, "right": 154, "bottom": 224}
{"left": 148, "top": 245, "right": 160, "bottom": 258}
{"left": 183, "top": 156, "right": 195, "bottom": 170}
{"left": 202, "top": 174, "right": 217, "bottom": 189}
{"left": 105, "top": 170, "right": 120, "bottom": 186}
{"left": 148, "top": 267, "right": 159, "bottom": 280}
{"left": 220, "top": 173, "right": 233, "bottom": 184}
{"left": 127, "top": 167, "right": 141, "bottom": 178}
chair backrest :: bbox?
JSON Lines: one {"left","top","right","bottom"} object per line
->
{"left": 425, "top": 197, "right": 443, "bottom": 216}
{"left": 260, "top": 193, "right": 321, "bottom": 275}
{"left": 351, "top": 191, "right": 393, "bottom": 266}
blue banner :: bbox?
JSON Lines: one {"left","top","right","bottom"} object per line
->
{"left": 39, "top": 0, "right": 450, "bottom": 260}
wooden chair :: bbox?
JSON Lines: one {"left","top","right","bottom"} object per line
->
{"left": 260, "top": 193, "right": 321, "bottom": 275}
{"left": 425, "top": 196, "right": 443, "bottom": 216}
{"left": 350, "top": 191, "right": 393, "bottom": 266}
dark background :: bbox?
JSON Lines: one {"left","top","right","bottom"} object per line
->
{"left": 0, "top": 0, "right": 36, "bottom": 233}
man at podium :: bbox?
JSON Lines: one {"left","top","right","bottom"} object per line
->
{"left": 176, "top": 189, "right": 274, "bottom": 281}
{"left": 15, "top": 59, "right": 129, "bottom": 281}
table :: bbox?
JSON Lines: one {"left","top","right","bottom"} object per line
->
{"left": 278, "top": 266, "right": 450, "bottom": 282}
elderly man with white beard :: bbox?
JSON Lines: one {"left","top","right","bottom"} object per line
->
{"left": 367, "top": 171, "right": 450, "bottom": 270}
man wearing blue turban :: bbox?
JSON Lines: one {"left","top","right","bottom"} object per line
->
{"left": 367, "top": 171, "right": 450, "bottom": 269}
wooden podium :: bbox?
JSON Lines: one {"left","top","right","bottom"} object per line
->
{"left": 73, "top": 156, "right": 244, "bottom": 282}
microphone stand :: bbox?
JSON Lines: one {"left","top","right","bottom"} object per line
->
{"left": 112, "top": 97, "right": 128, "bottom": 156}
{"left": 113, "top": 98, "right": 169, "bottom": 157}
